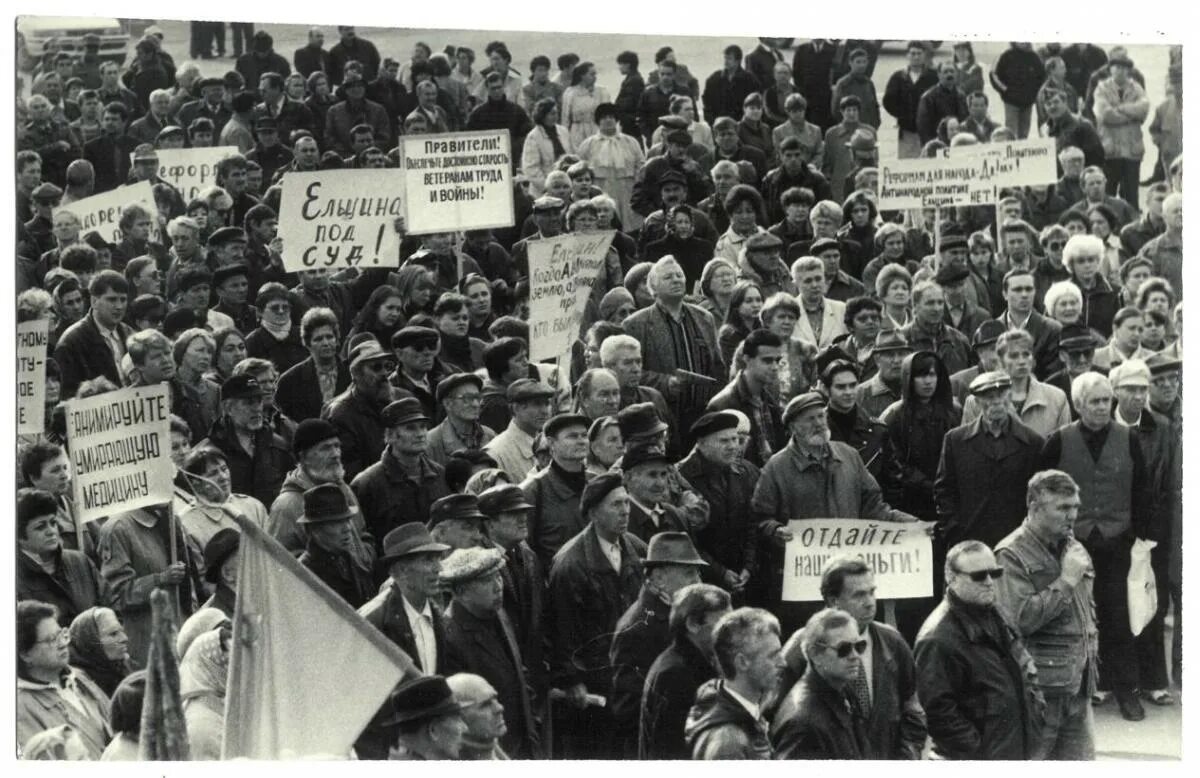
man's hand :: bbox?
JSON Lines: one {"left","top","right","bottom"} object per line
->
{"left": 393, "top": 216, "right": 407, "bottom": 236}
{"left": 772, "top": 525, "right": 794, "bottom": 545}
{"left": 723, "top": 569, "right": 742, "bottom": 589}
{"left": 159, "top": 562, "right": 187, "bottom": 586}
{"left": 268, "top": 236, "right": 284, "bottom": 259}
{"left": 566, "top": 683, "right": 589, "bottom": 710}
{"left": 1060, "top": 541, "right": 1091, "bottom": 586}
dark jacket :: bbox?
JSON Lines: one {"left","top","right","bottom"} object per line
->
{"left": 328, "top": 37, "right": 381, "bottom": 84}
{"left": 324, "top": 97, "right": 392, "bottom": 156}
{"left": 916, "top": 84, "right": 968, "bottom": 145}
{"left": 626, "top": 501, "right": 690, "bottom": 546}
{"left": 547, "top": 525, "right": 646, "bottom": 692}
{"left": 321, "top": 385, "right": 388, "bottom": 481}
{"left": 235, "top": 50, "right": 291, "bottom": 86}
{"left": 640, "top": 636, "right": 720, "bottom": 759}
{"left": 1073, "top": 276, "right": 1120, "bottom": 339}
{"left": 770, "top": 667, "right": 868, "bottom": 759}
{"left": 614, "top": 72, "right": 646, "bottom": 141}
{"left": 245, "top": 324, "right": 309, "bottom": 375}
{"left": 293, "top": 44, "right": 330, "bottom": 79}
{"left": 1044, "top": 113, "right": 1105, "bottom": 169}
{"left": 899, "top": 320, "right": 972, "bottom": 376}
{"left": 351, "top": 448, "right": 449, "bottom": 553}
{"left": 16, "top": 548, "right": 104, "bottom": 625}
{"left": 990, "top": 47, "right": 1046, "bottom": 107}
{"left": 993, "top": 309, "right": 1064, "bottom": 380}
{"left": 914, "top": 594, "right": 1043, "bottom": 760}
{"left": 636, "top": 82, "right": 690, "bottom": 145}
{"left": 53, "top": 314, "right": 136, "bottom": 398}
{"left": 83, "top": 134, "right": 139, "bottom": 193}
{"left": 792, "top": 41, "right": 837, "bottom": 130}
{"left": 631, "top": 154, "right": 713, "bottom": 216}
{"left": 883, "top": 67, "right": 939, "bottom": 133}
{"left": 202, "top": 416, "right": 294, "bottom": 509}
{"left": 522, "top": 463, "right": 587, "bottom": 570}
{"left": 934, "top": 414, "right": 1045, "bottom": 549}
{"left": 677, "top": 448, "right": 761, "bottom": 579}
{"left": 762, "top": 164, "right": 834, "bottom": 224}
{"left": 609, "top": 587, "right": 673, "bottom": 754}
{"left": 826, "top": 403, "right": 899, "bottom": 502}
{"left": 277, "top": 356, "right": 351, "bottom": 423}
{"left": 493, "top": 538, "right": 546, "bottom": 694}
{"left": 465, "top": 98, "right": 533, "bottom": 167}
{"left": 299, "top": 540, "right": 375, "bottom": 608}
{"left": 703, "top": 68, "right": 761, "bottom": 124}
{"left": 644, "top": 234, "right": 717, "bottom": 290}
{"left": 685, "top": 678, "right": 773, "bottom": 760}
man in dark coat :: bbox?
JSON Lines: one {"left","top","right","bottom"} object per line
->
{"left": 441, "top": 546, "right": 539, "bottom": 758}
{"left": 702, "top": 45, "right": 760, "bottom": 124}
{"left": 916, "top": 62, "right": 968, "bottom": 146}
{"left": 792, "top": 39, "right": 837, "bottom": 131}
{"left": 175, "top": 78, "right": 233, "bottom": 139}
{"left": 707, "top": 329, "right": 787, "bottom": 468}
{"left": 53, "top": 270, "right": 135, "bottom": 398}
{"left": 293, "top": 27, "right": 330, "bottom": 79}
{"left": 277, "top": 308, "right": 351, "bottom": 424}
{"left": 82, "top": 102, "right": 137, "bottom": 193}
{"left": 1042, "top": 89, "right": 1106, "bottom": 169}
{"left": 915, "top": 540, "right": 1044, "bottom": 760}
{"left": 990, "top": 43, "right": 1046, "bottom": 139}
{"left": 328, "top": 26, "right": 382, "bottom": 85}
{"left": 993, "top": 268, "right": 1065, "bottom": 380}
{"left": 631, "top": 143, "right": 713, "bottom": 217}
{"left": 466, "top": 72, "right": 533, "bottom": 170}
{"left": 621, "top": 446, "right": 694, "bottom": 545}
{"left": 201, "top": 375, "right": 295, "bottom": 509}
{"left": 522, "top": 413, "right": 590, "bottom": 568}
{"left": 900, "top": 278, "right": 972, "bottom": 376}
{"left": 297, "top": 484, "right": 375, "bottom": 608}
{"left": 321, "top": 340, "right": 397, "bottom": 481}
{"left": 546, "top": 473, "right": 647, "bottom": 759}
{"left": 935, "top": 372, "right": 1045, "bottom": 550}
{"left": 639, "top": 583, "right": 731, "bottom": 759}
{"left": 16, "top": 489, "right": 102, "bottom": 624}
{"left": 883, "top": 42, "right": 939, "bottom": 158}
{"left": 821, "top": 360, "right": 898, "bottom": 499}
{"left": 235, "top": 31, "right": 291, "bottom": 88}
{"left": 610, "top": 533, "right": 708, "bottom": 756}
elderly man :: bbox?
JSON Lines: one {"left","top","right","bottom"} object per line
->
{"left": 599, "top": 334, "right": 673, "bottom": 423}
{"left": 707, "top": 329, "right": 786, "bottom": 468}
{"left": 1044, "top": 324, "right": 1101, "bottom": 415}
{"left": 297, "top": 483, "right": 374, "bottom": 608}
{"left": 352, "top": 397, "right": 450, "bottom": 545}
{"left": 938, "top": 264, "right": 990, "bottom": 339}
{"left": 127, "top": 88, "right": 173, "bottom": 145}
{"left": 384, "top": 675, "right": 468, "bottom": 761}
{"left": 640, "top": 583, "right": 732, "bottom": 759}
{"left": 427, "top": 493, "right": 488, "bottom": 551}
{"left": 962, "top": 330, "right": 1071, "bottom": 438}
{"left": 1067, "top": 166, "right": 1137, "bottom": 228}
{"left": 685, "top": 607, "right": 783, "bottom": 759}
{"left": 201, "top": 374, "right": 294, "bottom": 508}
{"left": 356, "top": 523, "right": 450, "bottom": 758}
{"left": 915, "top": 539, "right": 1043, "bottom": 759}
{"left": 855, "top": 329, "right": 912, "bottom": 419}
{"left": 936, "top": 371, "right": 1045, "bottom": 552}
{"left": 293, "top": 27, "right": 329, "bottom": 78}
{"left": 441, "top": 547, "right": 538, "bottom": 758}
{"left": 444, "top": 673, "right": 510, "bottom": 760}
{"left": 387, "top": 325, "right": 444, "bottom": 421}
{"left": 321, "top": 340, "right": 397, "bottom": 481}
{"left": 1039, "top": 372, "right": 1154, "bottom": 720}
{"left": 575, "top": 368, "right": 621, "bottom": 422}
{"left": 994, "top": 268, "right": 1064, "bottom": 379}
{"left": 994, "top": 470, "right": 1098, "bottom": 759}
{"left": 622, "top": 445, "right": 695, "bottom": 544}
{"left": 900, "top": 280, "right": 971, "bottom": 375}
{"left": 483, "top": 379, "right": 555, "bottom": 484}
{"left": 1137, "top": 192, "right": 1182, "bottom": 298}
{"left": 520, "top": 412, "right": 590, "bottom": 568}
{"left": 950, "top": 320, "right": 1006, "bottom": 404}
{"left": 774, "top": 557, "right": 925, "bottom": 759}
{"left": 610, "top": 533, "right": 708, "bottom": 756}
{"left": 426, "top": 373, "right": 495, "bottom": 465}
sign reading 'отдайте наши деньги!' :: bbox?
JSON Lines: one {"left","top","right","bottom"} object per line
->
{"left": 783, "top": 518, "right": 937, "bottom": 601}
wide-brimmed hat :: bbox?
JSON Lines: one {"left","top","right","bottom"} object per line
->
{"left": 202, "top": 528, "right": 240, "bottom": 585}
{"left": 380, "top": 676, "right": 463, "bottom": 726}
{"left": 379, "top": 522, "right": 450, "bottom": 564}
{"left": 296, "top": 483, "right": 356, "bottom": 525}
{"left": 643, "top": 531, "right": 708, "bottom": 568}
{"left": 617, "top": 402, "right": 668, "bottom": 439}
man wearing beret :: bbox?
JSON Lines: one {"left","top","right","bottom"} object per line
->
{"left": 201, "top": 374, "right": 294, "bottom": 508}
{"left": 427, "top": 494, "right": 487, "bottom": 550}
{"left": 298, "top": 483, "right": 375, "bottom": 608}
{"left": 547, "top": 473, "right": 647, "bottom": 758}
{"left": 483, "top": 379, "right": 555, "bottom": 484}
{"left": 426, "top": 373, "right": 496, "bottom": 466}
{"left": 520, "top": 413, "right": 591, "bottom": 568}
{"left": 322, "top": 340, "right": 398, "bottom": 481}
{"left": 352, "top": 397, "right": 450, "bottom": 545}
{"left": 441, "top": 547, "right": 538, "bottom": 758}
{"left": 389, "top": 326, "right": 445, "bottom": 422}
{"left": 609, "top": 533, "right": 708, "bottom": 756}
{"left": 211, "top": 263, "right": 258, "bottom": 335}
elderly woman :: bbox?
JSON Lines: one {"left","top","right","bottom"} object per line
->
{"left": 180, "top": 623, "right": 231, "bottom": 761}
{"left": 1043, "top": 280, "right": 1085, "bottom": 327}
{"left": 172, "top": 328, "right": 221, "bottom": 442}
{"left": 643, "top": 204, "right": 716, "bottom": 288}
{"left": 718, "top": 280, "right": 764, "bottom": 368}
{"left": 68, "top": 607, "right": 132, "bottom": 698}
{"left": 577, "top": 102, "right": 646, "bottom": 233}
{"left": 1063, "top": 234, "right": 1119, "bottom": 338}
{"left": 695, "top": 258, "right": 739, "bottom": 323}
{"left": 586, "top": 416, "right": 623, "bottom": 478}
{"left": 562, "top": 61, "right": 611, "bottom": 149}
{"left": 861, "top": 221, "right": 919, "bottom": 294}
{"left": 522, "top": 98, "right": 573, "bottom": 197}
{"left": 876, "top": 263, "right": 914, "bottom": 330}
{"left": 715, "top": 184, "right": 768, "bottom": 263}
{"left": 101, "top": 671, "right": 147, "bottom": 761}
{"left": 1088, "top": 203, "right": 1127, "bottom": 286}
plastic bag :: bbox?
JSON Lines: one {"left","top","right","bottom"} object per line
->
{"left": 1128, "top": 538, "right": 1158, "bottom": 636}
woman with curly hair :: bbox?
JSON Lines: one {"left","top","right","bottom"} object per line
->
{"left": 714, "top": 184, "right": 767, "bottom": 263}
{"left": 344, "top": 284, "right": 410, "bottom": 359}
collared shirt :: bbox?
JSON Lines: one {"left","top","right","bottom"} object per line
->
{"left": 316, "top": 363, "right": 339, "bottom": 403}
{"left": 401, "top": 593, "right": 438, "bottom": 672}
{"left": 596, "top": 534, "right": 622, "bottom": 573}
{"left": 93, "top": 311, "right": 125, "bottom": 365}
{"left": 1004, "top": 309, "right": 1033, "bottom": 332}
{"left": 724, "top": 683, "right": 763, "bottom": 722}
{"left": 1115, "top": 406, "right": 1142, "bottom": 428}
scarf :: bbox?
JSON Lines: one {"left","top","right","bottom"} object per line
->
{"left": 261, "top": 316, "right": 292, "bottom": 341}
{"left": 585, "top": 133, "right": 639, "bottom": 177}
{"left": 67, "top": 607, "right": 133, "bottom": 698}
{"left": 178, "top": 628, "right": 229, "bottom": 705}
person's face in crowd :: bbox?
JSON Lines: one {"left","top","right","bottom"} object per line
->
{"left": 590, "top": 424, "right": 624, "bottom": 467}
{"left": 394, "top": 551, "right": 443, "bottom": 602}
{"left": 217, "top": 275, "right": 249, "bottom": 306}
{"left": 399, "top": 341, "right": 439, "bottom": 376}
{"left": 765, "top": 308, "right": 797, "bottom": 340}
{"left": 179, "top": 336, "right": 213, "bottom": 376}
{"left": 458, "top": 567, "right": 504, "bottom": 616}
{"left": 457, "top": 685, "right": 507, "bottom": 744}
{"left": 790, "top": 405, "right": 830, "bottom": 447}
{"left": 300, "top": 436, "right": 344, "bottom": 484}
{"left": 442, "top": 381, "right": 481, "bottom": 425}
{"left": 590, "top": 485, "right": 631, "bottom": 540}
{"left": 227, "top": 394, "right": 265, "bottom": 433}
{"left": 914, "top": 286, "right": 944, "bottom": 327}
{"left": 943, "top": 278, "right": 967, "bottom": 308}
{"left": 22, "top": 616, "right": 70, "bottom": 677}
{"left": 248, "top": 368, "right": 279, "bottom": 409}
{"left": 463, "top": 280, "right": 492, "bottom": 320}
{"left": 710, "top": 263, "right": 737, "bottom": 297}
{"left": 52, "top": 213, "right": 81, "bottom": 246}
{"left": 1164, "top": 198, "right": 1183, "bottom": 231}
{"left": 101, "top": 109, "right": 125, "bottom": 136}
{"left": 1002, "top": 229, "right": 1031, "bottom": 259}
{"left": 1041, "top": 234, "right": 1065, "bottom": 267}
{"left": 256, "top": 125, "right": 281, "bottom": 149}
{"left": 489, "top": 51, "right": 509, "bottom": 75}
{"left": 696, "top": 428, "right": 741, "bottom": 467}
{"left": 875, "top": 349, "right": 907, "bottom": 382}
{"left": 417, "top": 81, "right": 439, "bottom": 111}
{"left": 1004, "top": 274, "right": 1035, "bottom": 314}
{"left": 168, "top": 429, "right": 192, "bottom": 470}
{"left": 744, "top": 102, "right": 764, "bottom": 122}
{"left": 390, "top": 419, "right": 431, "bottom": 458}
{"left": 298, "top": 268, "right": 332, "bottom": 293}
{"left": 572, "top": 209, "right": 599, "bottom": 233}
{"left": 571, "top": 170, "right": 594, "bottom": 199}
{"left": 310, "top": 76, "right": 331, "bottom": 100}
{"left": 223, "top": 165, "right": 247, "bottom": 196}
{"left": 1059, "top": 154, "right": 1084, "bottom": 183}
{"left": 912, "top": 364, "right": 939, "bottom": 399}
{"left": 511, "top": 396, "right": 553, "bottom": 434}
{"left": 1078, "top": 381, "right": 1114, "bottom": 429}
{"left": 658, "top": 63, "right": 676, "bottom": 90}
{"left": 1071, "top": 251, "right": 1100, "bottom": 284}
{"left": 18, "top": 160, "right": 42, "bottom": 192}
{"left": 1060, "top": 348, "right": 1094, "bottom": 378}
{"left": 181, "top": 282, "right": 211, "bottom": 311}
{"left": 738, "top": 627, "right": 785, "bottom": 696}
{"left": 810, "top": 620, "right": 865, "bottom": 686}
{"left": 1145, "top": 189, "right": 1167, "bottom": 219}
{"left": 246, "top": 167, "right": 263, "bottom": 194}
{"left": 848, "top": 202, "right": 870, "bottom": 228}
{"left": 906, "top": 46, "right": 926, "bottom": 69}
{"left": 610, "top": 347, "right": 642, "bottom": 389}
{"left": 840, "top": 104, "right": 860, "bottom": 126}
{"left": 550, "top": 424, "right": 590, "bottom": 466}
{"left": 845, "top": 306, "right": 879, "bottom": 346}
{"left": 581, "top": 372, "right": 621, "bottom": 419}
{"left": 796, "top": 268, "right": 825, "bottom": 306}
{"left": 31, "top": 450, "right": 71, "bottom": 496}
{"left": 190, "top": 129, "right": 214, "bottom": 148}
{"left": 140, "top": 344, "right": 176, "bottom": 383}
{"left": 1151, "top": 370, "right": 1181, "bottom": 409}
{"left": 1142, "top": 316, "right": 1166, "bottom": 348}
{"left": 125, "top": 212, "right": 155, "bottom": 243}
{"left": 967, "top": 95, "right": 988, "bottom": 121}
{"left": 489, "top": 507, "right": 530, "bottom": 549}
{"left": 1089, "top": 212, "right": 1113, "bottom": 239}
{"left": 57, "top": 288, "right": 86, "bottom": 323}
{"left": 673, "top": 98, "right": 696, "bottom": 124}
{"left": 1083, "top": 171, "right": 1106, "bottom": 201}
{"left": 737, "top": 288, "right": 764, "bottom": 324}
{"left": 626, "top": 461, "right": 671, "bottom": 504}
{"left": 92, "top": 286, "right": 127, "bottom": 328}
{"left": 377, "top": 295, "right": 406, "bottom": 327}
{"left": 286, "top": 75, "right": 306, "bottom": 100}
{"left": 196, "top": 457, "right": 232, "bottom": 503}
{"left": 1145, "top": 291, "right": 1171, "bottom": 316}
{"left": 651, "top": 564, "right": 703, "bottom": 602}
{"left": 1052, "top": 294, "right": 1081, "bottom": 325}
{"left": 705, "top": 166, "right": 738, "bottom": 201}
{"left": 811, "top": 213, "right": 838, "bottom": 238}
{"left": 28, "top": 98, "right": 53, "bottom": 123}
{"left": 309, "top": 518, "right": 356, "bottom": 555}
{"left": 831, "top": 571, "right": 876, "bottom": 632}
{"left": 502, "top": 348, "right": 529, "bottom": 383}
{"left": 1115, "top": 379, "right": 1150, "bottom": 419}
{"left": 937, "top": 63, "right": 957, "bottom": 89}
{"left": 652, "top": 262, "right": 688, "bottom": 301}
{"left": 729, "top": 200, "right": 759, "bottom": 234}
{"left": 1044, "top": 93, "right": 1067, "bottom": 120}
{"left": 977, "top": 385, "right": 1012, "bottom": 426}
{"left": 715, "top": 124, "right": 740, "bottom": 154}
{"left": 1029, "top": 488, "right": 1080, "bottom": 544}
{"left": 19, "top": 512, "right": 61, "bottom": 558}
{"left": 827, "top": 369, "right": 858, "bottom": 413}
{"left": 947, "top": 547, "right": 1002, "bottom": 607}
{"left": 94, "top": 609, "right": 130, "bottom": 662}
{"left": 437, "top": 305, "right": 471, "bottom": 338}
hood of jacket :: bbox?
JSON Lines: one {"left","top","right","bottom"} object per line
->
{"left": 899, "top": 349, "right": 953, "bottom": 407}
{"left": 684, "top": 678, "right": 755, "bottom": 742}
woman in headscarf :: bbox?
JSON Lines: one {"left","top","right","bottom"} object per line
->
{"left": 179, "top": 623, "right": 231, "bottom": 761}
{"left": 101, "top": 671, "right": 146, "bottom": 761}
{"left": 695, "top": 258, "right": 739, "bottom": 324}
{"left": 718, "top": 280, "right": 764, "bottom": 368}
{"left": 577, "top": 103, "right": 646, "bottom": 234}
{"left": 68, "top": 607, "right": 133, "bottom": 699}
{"left": 586, "top": 416, "right": 623, "bottom": 478}
{"left": 522, "top": 98, "right": 573, "bottom": 197}
{"left": 561, "top": 61, "right": 610, "bottom": 149}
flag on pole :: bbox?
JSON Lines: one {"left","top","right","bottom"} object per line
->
{"left": 221, "top": 514, "right": 419, "bottom": 759}
{"left": 139, "top": 588, "right": 191, "bottom": 761}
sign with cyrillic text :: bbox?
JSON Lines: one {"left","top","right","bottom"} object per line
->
{"left": 402, "top": 130, "right": 514, "bottom": 235}
{"left": 55, "top": 181, "right": 161, "bottom": 244}
{"left": 66, "top": 384, "right": 173, "bottom": 523}
{"left": 782, "top": 519, "right": 936, "bottom": 601}
{"left": 17, "top": 320, "right": 49, "bottom": 435}
{"left": 278, "top": 170, "right": 405, "bottom": 272}
{"left": 527, "top": 232, "right": 616, "bottom": 361}
{"left": 154, "top": 146, "right": 239, "bottom": 202}
{"left": 877, "top": 137, "right": 1057, "bottom": 209}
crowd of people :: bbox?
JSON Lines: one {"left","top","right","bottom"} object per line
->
{"left": 15, "top": 24, "right": 1184, "bottom": 761}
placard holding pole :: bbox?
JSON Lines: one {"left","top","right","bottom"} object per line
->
{"left": 277, "top": 170, "right": 406, "bottom": 272}
{"left": 401, "top": 130, "right": 514, "bottom": 235}
{"left": 526, "top": 232, "right": 617, "bottom": 362}
{"left": 65, "top": 384, "right": 174, "bottom": 524}
{"left": 17, "top": 319, "right": 49, "bottom": 435}
{"left": 55, "top": 180, "right": 161, "bottom": 244}
{"left": 782, "top": 518, "right": 936, "bottom": 601}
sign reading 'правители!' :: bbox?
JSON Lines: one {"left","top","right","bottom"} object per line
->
{"left": 783, "top": 519, "right": 937, "bottom": 601}
{"left": 17, "top": 319, "right": 49, "bottom": 435}
{"left": 66, "top": 384, "right": 174, "bottom": 523}
{"left": 402, "top": 130, "right": 514, "bottom": 235}
{"left": 278, "top": 170, "right": 405, "bottom": 272}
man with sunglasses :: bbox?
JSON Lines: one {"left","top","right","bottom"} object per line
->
{"left": 914, "top": 539, "right": 1043, "bottom": 760}
{"left": 322, "top": 340, "right": 398, "bottom": 481}
{"left": 994, "top": 470, "right": 1097, "bottom": 759}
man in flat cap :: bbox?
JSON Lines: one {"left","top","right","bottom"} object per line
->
{"left": 427, "top": 494, "right": 486, "bottom": 550}
{"left": 937, "top": 263, "right": 990, "bottom": 341}
{"left": 298, "top": 483, "right": 375, "bottom": 607}
{"left": 245, "top": 115, "right": 293, "bottom": 186}
{"left": 546, "top": 472, "right": 646, "bottom": 758}
{"left": 516, "top": 412, "right": 589, "bottom": 568}
{"left": 441, "top": 546, "right": 538, "bottom": 757}
{"left": 200, "top": 373, "right": 294, "bottom": 508}
{"left": 963, "top": 329, "right": 1070, "bottom": 438}
{"left": 356, "top": 524, "right": 451, "bottom": 758}
{"left": 352, "top": 397, "right": 450, "bottom": 545}
{"left": 741, "top": 232, "right": 792, "bottom": 298}
{"left": 483, "top": 379, "right": 554, "bottom": 483}
{"left": 809, "top": 237, "right": 866, "bottom": 303}
{"left": 935, "top": 371, "right": 1045, "bottom": 551}
{"left": 426, "top": 373, "right": 495, "bottom": 466}
{"left": 1043, "top": 323, "right": 1102, "bottom": 416}
{"left": 384, "top": 675, "right": 468, "bottom": 760}
{"left": 176, "top": 77, "right": 231, "bottom": 138}
{"left": 389, "top": 326, "right": 444, "bottom": 421}
{"left": 610, "top": 532, "right": 708, "bottom": 756}
{"left": 322, "top": 340, "right": 398, "bottom": 481}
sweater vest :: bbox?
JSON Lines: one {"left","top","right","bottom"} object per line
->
{"left": 1057, "top": 423, "right": 1132, "bottom": 539}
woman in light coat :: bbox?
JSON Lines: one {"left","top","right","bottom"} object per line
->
{"left": 561, "top": 61, "right": 611, "bottom": 149}
{"left": 577, "top": 102, "right": 646, "bottom": 232}
{"left": 521, "top": 98, "right": 573, "bottom": 197}
{"left": 179, "top": 624, "right": 231, "bottom": 761}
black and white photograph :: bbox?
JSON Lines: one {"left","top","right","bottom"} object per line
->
{"left": 6, "top": 1, "right": 1187, "bottom": 765}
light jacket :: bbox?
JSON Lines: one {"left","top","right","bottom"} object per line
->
{"left": 17, "top": 670, "right": 112, "bottom": 758}
{"left": 1092, "top": 76, "right": 1150, "bottom": 159}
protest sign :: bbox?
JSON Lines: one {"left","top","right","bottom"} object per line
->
{"left": 877, "top": 137, "right": 1057, "bottom": 210}
{"left": 278, "top": 170, "right": 406, "bottom": 272}
{"left": 66, "top": 384, "right": 174, "bottom": 523}
{"left": 782, "top": 519, "right": 936, "bottom": 601}
{"left": 55, "top": 180, "right": 161, "bottom": 244}
{"left": 17, "top": 320, "right": 49, "bottom": 435}
{"left": 153, "top": 146, "right": 239, "bottom": 201}
{"left": 402, "top": 130, "right": 514, "bottom": 234}
{"left": 526, "top": 232, "right": 616, "bottom": 361}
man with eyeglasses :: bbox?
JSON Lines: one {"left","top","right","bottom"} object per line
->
{"left": 322, "top": 340, "right": 399, "bottom": 481}
{"left": 388, "top": 326, "right": 445, "bottom": 422}
{"left": 427, "top": 373, "right": 496, "bottom": 466}
{"left": 914, "top": 539, "right": 1043, "bottom": 759}
{"left": 1043, "top": 324, "right": 1102, "bottom": 418}
{"left": 994, "top": 470, "right": 1098, "bottom": 759}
